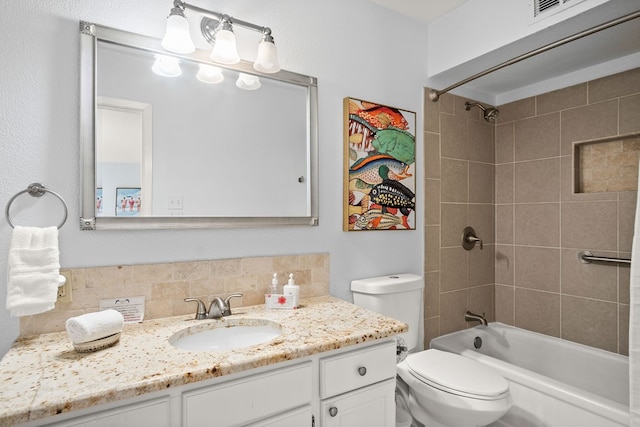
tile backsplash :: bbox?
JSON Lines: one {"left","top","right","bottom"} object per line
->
{"left": 20, "top": 253, "right": 330, "bottom": 337}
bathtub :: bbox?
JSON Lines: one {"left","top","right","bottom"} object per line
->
{"left": 430, "top": 323, "right": 629, "bottom": 427}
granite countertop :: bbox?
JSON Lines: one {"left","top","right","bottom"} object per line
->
{"left": 0, "top": 296, "right": 407, "bottom": 425}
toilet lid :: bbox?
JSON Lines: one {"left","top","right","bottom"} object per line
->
{"left": 405, "top": 349, "right": 509, "bottom": 400}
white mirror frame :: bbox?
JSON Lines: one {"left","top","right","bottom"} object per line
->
{"left": 79, "top": 21, "right": 319, "bottom": 230}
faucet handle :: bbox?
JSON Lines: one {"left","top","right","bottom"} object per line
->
{"left": 184, "top": 298, "right": 207, "bottom": 320}
{"left": 222, "top": 294, "right": 242, "bottom": 316}
{"left": 462, "top": 226, "right": 483, "bottom": 250}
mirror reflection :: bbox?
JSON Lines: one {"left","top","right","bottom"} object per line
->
{"left": 80, "top": 22, "right": 318, "bottom": 229}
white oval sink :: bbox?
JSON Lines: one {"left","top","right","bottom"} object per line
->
{"left": 169, "top": 320, "right": 282, "bottom": 351}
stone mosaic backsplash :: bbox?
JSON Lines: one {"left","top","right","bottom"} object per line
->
{"left": 20, "top": 253, "right": 330, "bottom": 337}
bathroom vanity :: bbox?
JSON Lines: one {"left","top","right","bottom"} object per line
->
{"left": 0, "top": 296, "right": 406, "bottom": 426}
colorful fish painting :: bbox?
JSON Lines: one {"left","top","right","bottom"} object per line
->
{"left": 344, "top": 97, "right": 416, "bottom": 231}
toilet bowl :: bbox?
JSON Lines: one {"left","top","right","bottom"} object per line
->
{"left": 350, "top": 274, "right": 512, "bottom": 427}
{"left": 397, "top": 349, "right": 512, "bottom": 427}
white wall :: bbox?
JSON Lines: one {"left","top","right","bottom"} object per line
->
{"left": 0, "top": 0, "right": 427, "bottom": 356}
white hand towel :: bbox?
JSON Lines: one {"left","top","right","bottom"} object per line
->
{"left": 65, "top": 309, "right": 124, "bottom": 344}
{"left": 6, "top": 226, "right": 60, "bottom": 317}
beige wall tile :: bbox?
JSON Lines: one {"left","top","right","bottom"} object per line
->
{"left": 561, "top": 201, "right": 618, "bottom": 250}
{"left": 515, "top": 288, "right": 560, "bottom": 337}
{"left": 620, "top": 198, "right": 637, "bottom": 252}
{"left": 425, "top": 132, "right": 441, "bottom": 179}
{"left": 620, "top": 94, "right": 640, "bottom": 134}
{"left": 424, "top": 88, "right": 440, "bottom": 133}
{"left": 469, "top": 204, "right": 495, "bottom": 245}
{"left": 495, "top": 123, "right": 515, "bottom": 164}
{"left": 561, "top": 295, "right": 618, "bottom": 352}
{"left": 468, "top": 120, "right": 495, "bottom": 164}
{"left": 537, "top": 83, "right": 587, "bottom": 114}
{"left": 589, "top": 68, "right": 640, "bottom": 103}
{"left": 515, "top": 158, "right": 561, "bottom": 203}
{"left": 495, "top": 284, "right": 514, "bottom": 325}
{"left": 620, "top": 304, "right": 630, "bottom": 356}
{"left": 495, "top": 245, "right": 515, "bottom": 285}
{"left": 469, "top": 162, "right": 495, "bottom": 203}
{"left": 560, "top": 155, "right": 618, "bottom": 202}
{"left": 495, "top": 164, "right": 514, "bottom": 204}
{"left": 514, "top": 203, "right": 560, "bottom": 247}
{"left": 514, "top": 246, "right": 560, "bottom": 292}
{"left": 560, "top": 249, "right": 617, "bottom": 301}
{"left": 496, "top": 97, "right": 536, "bottom": 123}
{"left": 496, "top": 205, "right": 514, "bottom": 244}
{"left": 469, "top": 245, "right": 495, "bottom": 287}
{"left": 425, "top": 271, "right": 440, "bottom": 318}
{"left": 424, "top": 317, "right": 441, "bottom": 349}
{"left": 620, "top": 262, "right": 630, "bottom": 305}
{"left": 425, "top": 179, "right": 441, "bottom": 225}
{"left": 441, "top": 158, "right": 468, "bottom": 203}
{"left": 441, "top": 113, "right": 469, "bottom": 160}
{"left": 515, "top": 113, "right": 560, "bottom": 161}
{"left": 468, "top": 284, "right": 495, "bottom": 323}
{"left": 440, "top": 290, "right": 468, "bottom": 334}
{"left": 560, "top": 100, "right": 618, "bottom": 155}
{"left": 425, "top": 226, "right": 441, "bottom": 272}
{"left": 440, "top": 247, "right": 468, "bottom": 292}
{"left": 441, "top": 203, "right": 468, "bottom": 247}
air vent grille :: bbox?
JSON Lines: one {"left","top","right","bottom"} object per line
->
{"left": 534, "top": 0, "right": 574, "bottom": 17}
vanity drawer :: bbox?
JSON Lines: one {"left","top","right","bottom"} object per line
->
{"left": 320, "top": 340, "right": 396, "bottom": 398}
{"left": 183, "top": 362, "right": 312, "bottom": 427}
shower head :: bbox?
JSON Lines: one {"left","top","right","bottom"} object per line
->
{"left": 465, "top": 102, "right": 499, "bottom": 122}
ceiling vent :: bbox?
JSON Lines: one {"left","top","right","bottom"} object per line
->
{"left": 533, "top": 0, "right": 574, "bottom": 17}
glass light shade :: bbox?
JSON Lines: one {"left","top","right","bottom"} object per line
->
{"left": 253, "top": 40, "right": 280, "bottom": 73}
{"left": 196, "top": 64, "right": 224, "bottom": 84}
{"left": 161, "top": 14, "right": 195, "bottom": 54}
{"left": 210, "top": 29, "right": 240, "bottom": 64}
{"left": 236, "top": 73, "right": 261, "bottom": 90}
{"left": 152, "top": 55, "right": 182, "bottom": 77}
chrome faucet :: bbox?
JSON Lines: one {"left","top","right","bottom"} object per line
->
{"left": 465, "top": 311, "right": 488, "bottom": 326}
{"left": 184, "top": 294, "right": 242, "bottom": 319}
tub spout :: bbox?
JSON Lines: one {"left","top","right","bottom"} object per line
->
{"left": 465, "top": 311, "right": 487, "bottom": 326}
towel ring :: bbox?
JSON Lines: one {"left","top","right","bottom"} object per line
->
{"left": 5, "top": 183, "right": 68, "bottom": 229}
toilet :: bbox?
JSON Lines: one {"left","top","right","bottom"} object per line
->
{"left": 351, "top": 274, "right": 512, "bottom": 427}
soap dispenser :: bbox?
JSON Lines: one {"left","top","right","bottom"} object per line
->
{"left": 283, "top": 273, "right": 300, "bottom": 308}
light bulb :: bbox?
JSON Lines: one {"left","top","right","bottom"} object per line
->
{"left": 236, "top": 73, "right": 261, "bottom": 90}
{"left": 196, "top": 64, "right": 224, "bottom": 84}
{"left": 161, "top": 10, "right": 195, "bottom": 54}
{"left": 152, "top": 55, "right": 182, "bottom": 77}
{"left": 210, "top": 28, "right": 240, "bottom": 64}
{"left": 254, "top": 37, "right": 280, "bottom": 73}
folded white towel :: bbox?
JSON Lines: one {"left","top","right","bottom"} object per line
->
{"left": 65, "top": 309, "right": 125, "bottom": 344}
{"left": 6, "top": 226, "right": 60, "bottom": 317}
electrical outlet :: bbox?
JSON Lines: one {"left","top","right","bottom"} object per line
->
{"left": 57, "top": 281, "right": 72, "bottom": 303}
{"left": 168, "top": 195, "right": 183, "bottom": 210}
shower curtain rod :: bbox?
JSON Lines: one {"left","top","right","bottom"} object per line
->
{"left": 428, "top": 9, "right": 640, "bottom": 102}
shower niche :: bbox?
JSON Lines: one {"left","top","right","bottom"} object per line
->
{"left": 573, "top": 132, "right": 640, "bottom": 193}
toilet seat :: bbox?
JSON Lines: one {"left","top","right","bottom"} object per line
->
{"left": 405, "top": 349, "right": 509, "bottom": 401}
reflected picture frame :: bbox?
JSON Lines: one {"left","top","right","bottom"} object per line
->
{"left": 115, "top": 187, "right": 141, "bottom": 217}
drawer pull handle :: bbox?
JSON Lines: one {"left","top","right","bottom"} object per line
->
{"left": 329, "top": 407, "right": 338, "bottom": 417}
{"left": 358, "top": 366, "right": 367, "bottom": 376}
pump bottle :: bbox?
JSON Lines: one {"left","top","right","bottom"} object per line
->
{"left": 283, "top": 273, "right": 300, "bottom": 308}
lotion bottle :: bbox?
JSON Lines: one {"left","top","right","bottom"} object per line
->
{"left": 283, "top": 273, "right": 300, "bottom": 308}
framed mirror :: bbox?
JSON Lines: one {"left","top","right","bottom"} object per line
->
{"left": 79, "top": 21, "right": 319, "bottom": 230}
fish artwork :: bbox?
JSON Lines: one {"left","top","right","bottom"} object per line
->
{"left": 370, "top": 180, "right": 415, "bottom": 216}
{"left": 349, "top": 154, "right": 411, "bottom": 185}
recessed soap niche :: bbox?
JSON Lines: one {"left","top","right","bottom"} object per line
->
{"left": 573, "top": 133, "right": 640, "bottom": 193}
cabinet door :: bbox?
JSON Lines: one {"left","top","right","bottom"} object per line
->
{"left": 246, "top": 405, "right": 312, "bottom": 427}
{"left": 320, "top": 379, "right": 395, "bottom": 427}
{"left": 50, "top": 397, "right": 171, "bottom": 427}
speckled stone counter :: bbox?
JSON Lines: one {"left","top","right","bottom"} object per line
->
{"left": 0, "top": 296, "right": 407, "bottom": 425}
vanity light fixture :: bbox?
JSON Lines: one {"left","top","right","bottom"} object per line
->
{"left": 196, "top": 64, "right": 224, "bottom": 84}
{"left": 151, "top": 54, "right": 182, "bottom": 77}
{"left": 161, "top": 0, "right": 281, "bottom": 73}
{"left": 236, "top": 73, "right": 261, "bottom": 90}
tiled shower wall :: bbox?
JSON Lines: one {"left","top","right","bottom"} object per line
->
{"left": 425, "top": 67, "right": 640, "bottom": 354}
{"left": 494, "top": 68, "right": 640, "bottom": 355}
{"left": 424, "top": 92, "right": 496, "bottom": 347}
{"left": 20, "top": 253, "right": 330, "bottom": 337}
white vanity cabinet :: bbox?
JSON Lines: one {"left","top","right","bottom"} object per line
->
{"left": 19, "top": 339, "right": 398, "bottom": 427}
{"left": 318, "top": 340, "right": 397, "bottom": 427}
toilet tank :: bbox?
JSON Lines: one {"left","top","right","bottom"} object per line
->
{"left": 351, "top": 274, "right": 424, "bottom": 352}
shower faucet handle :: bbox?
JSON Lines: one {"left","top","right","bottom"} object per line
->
{"left": 462, "top": 226, "right": 483, "bottom": 250}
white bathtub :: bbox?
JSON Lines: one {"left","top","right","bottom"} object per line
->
{"left": 430, "top": 323, "right": 629, "bottom": 427}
